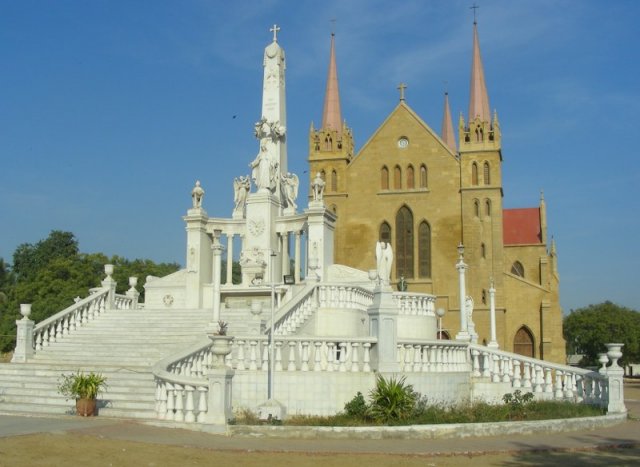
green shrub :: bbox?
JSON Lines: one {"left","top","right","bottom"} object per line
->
{"left": 503, "top": 390, "right": 534, "bottom": 420}
{"left": 368, "top": 374, "right": 417, "bottom": 423}
{"left": 344, "top": 391, "right": 368, "bottom": 418}
{"left": 57, "top": 371, "right": 107, "bottom": 400}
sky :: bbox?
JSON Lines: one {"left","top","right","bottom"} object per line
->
{"left": 1, "top": 0, "right": 638, "bottom": 313}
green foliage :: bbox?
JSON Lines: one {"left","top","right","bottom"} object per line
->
{"left": 57, "top": 371, "right": 107, "bottom": 400}
{"left": 502, "top": 390, "right": 535, "bottom": 420}
{"left": 0, "top": 231, "right": 180, "bottom": 353}
{"left": 368, "top": 375, "right": 417, "bottom": 423}
{"left": 564, "top": 301, "right": 640, "bottom": 366}
{"left": 343, "top": 391, "right": 368, "bottom": 418}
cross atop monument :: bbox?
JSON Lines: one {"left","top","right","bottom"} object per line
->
{"left": 470, "top": 3, "right": 479, "bottom": 24}
{"left": 397, "top": 83, "right": 407, "bottom": 102}
{"left": 270, "top": 24, "right": 280, "bottom": 42}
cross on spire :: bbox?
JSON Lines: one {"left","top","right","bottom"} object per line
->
{"left": 397, "top": 82, "right": 407, "bottom": 102}
{"left": 470, "top": 3, "right": 479, "bottom": 24}
{"left": 270, "top": 24, "right": 280, "bottom": 42}
{"left": 330, "top": 18, "right": 336, "bottom": 35}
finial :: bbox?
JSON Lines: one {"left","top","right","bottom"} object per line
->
{"left": 540, "top": 189, "right": 545, "bottom": 201}
{"left": 470, "top": 3, "right": 479, "bottom": 24}
{"left": 270, "top": 24, "right": 281, "bottom": 42}
{"left": 397, "top": 82, "right": 407, "bottom": 102}
{"left": 330, "top": 18, "right": 336, "bottom": 36}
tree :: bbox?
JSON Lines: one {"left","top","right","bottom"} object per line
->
{"left": 563, "top": 301, "right": 640, "bottom": 367}
{"left": 12, "top": 231, "right": 79, "bottom": 281}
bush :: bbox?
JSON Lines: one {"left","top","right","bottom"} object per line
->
{"left": 368, "top": 375, "right": 417, "bottom": 423}
{"left": 344, "top": 391, "right": 368, "bottom": 418}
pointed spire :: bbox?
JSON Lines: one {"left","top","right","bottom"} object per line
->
{"left": 321, "top": 33, "right": 342, "bottom": 134}
{"left": 441, "top": 92, "right": 457, "bottom": 152}
{"left": 468, "top": 21, "right": 491, "bottom": 123}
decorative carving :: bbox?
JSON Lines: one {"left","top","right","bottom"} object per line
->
{"left": 162, "top": 295, "right": 174, "bottom": 307}
{"left": 248, "top": 218, "right": 265, "bottom": 237}
{"left": 191, "top": 180, "right": 204, "bottom": 209}
{"left": 311, "top": 172, "right": 325, "bottom": 201}
{"left": 375, "top": 241, "right": 393, "bottom": 284}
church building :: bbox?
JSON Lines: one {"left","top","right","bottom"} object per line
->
{"left": 308, "top": 22, "right": 565, "bottom": 363}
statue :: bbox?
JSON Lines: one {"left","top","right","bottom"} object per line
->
{"left": 250, "top": 142, "right": 278, "bottom": 192}
{"left": 281, "top": 172, "right": 299, "bottom": 210}
{"left": 311, "top": 172, "right": 325, "bottom": 201}
{"left": 191, "top": 180, "right": 204, "bottom": 209}
{"left": 397, "top": 275, "right": 407, "bottom": 292}
{"left": 375, "top": 241, "right": 393, "bottom": 284}
{"left": 233, "top": 175, "right": 250, "bottom": 213}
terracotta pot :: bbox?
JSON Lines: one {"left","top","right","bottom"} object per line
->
{"left": 76, "top": 398, "right": 97, "bottom": 417}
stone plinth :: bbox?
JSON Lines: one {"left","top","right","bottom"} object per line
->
{"left": 367, "top": 285, "right": 399, "bottom": 373}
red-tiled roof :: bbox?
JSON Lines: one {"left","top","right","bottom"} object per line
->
{"left": 503, "top": 208, "right": 542, "bottom": 245}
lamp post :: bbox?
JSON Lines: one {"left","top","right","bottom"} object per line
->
{"left": 268, "top": 251, "right": 276, "bottom": 400}
{"left": 436, "top": 308, "right": 446, "bottom": 339}
{"left": 455, "top": 243, "right": 470, "bottom": 341}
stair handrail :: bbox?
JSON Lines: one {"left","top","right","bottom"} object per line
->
{"left": 32, "top": 287, "right": 110, "bottom": 351}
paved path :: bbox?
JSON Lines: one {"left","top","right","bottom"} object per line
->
{"left": 1, "top": 379, "right": 638, "bottom": 457}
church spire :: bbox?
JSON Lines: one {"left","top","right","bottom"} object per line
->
{"left": 468, "top": 21, "right": 491, "bottom": 123}
{"left": 321, "top": 33, "right": 342, "bottom": 134}
{"left": 441, "top": 92, "right": 456, "bottom": 152}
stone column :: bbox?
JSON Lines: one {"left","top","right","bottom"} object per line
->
{"left": 455, "top": 244, "right": 470, "bottom": 341}
{"left": 184, "top": 205, "right": 212, "bottom": 308}
{"left": 12, "top": 304, "right": 34, "bottom": 363}
{"left": 294, "top": 231, "right": 301, "bottom": 283}
{"left": 226, "top": 234, "right": 233, "bottom": 285}
{"left": 367, "top": 285, "right": 400, "bottom": 373}
{"left": 211, "top": 230, "right": 223, "bottom": 325}
{"left": 488, "top": 280, "right": 499, "bottom": 348}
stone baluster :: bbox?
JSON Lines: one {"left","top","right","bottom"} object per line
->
{"left": 565, "top": 373, "right": 576, "bottom": 399}
{"left": 351, "top": 343, "right": 360, "bottom": 372}
{"left": 480, "top": 351, "right": 490, "bottom": 377}
{"left": 184, "top": 385, "right": 196, "bottom": 422}
{"left": 404, "top": 344, "right": 413, "bottom": 372}
{"left": 500, "top": 357, "right": 510, "bottom": 383}
{"left": 491, "top": 354, "right": 500, "bottom": 382}
{"left": 471, "top": 349, "right": 481, "bottom": 377}
{"left": 165, "top": 382, "right": 175, "bottom": 419}
{"left": 326, "top": 342, "right": 335, "bottom": 372}
{"left": 157, "top": 381, "right": 167, "bottom": 418}
{"left": 314, "top": 342, "right": 323, "bottom": 371}
{"left": 248, "top": 341, "right": 258, "bottom": 370}
{"left": 363, "top": 343, "right": 371, "bottom": 372}
{"left": 584, "top": 377, "right": 593, "bottom": 403}
{"left": 173, "top": 385, "right": 185, "bottom": 422}
{"left": 554, "top": 371, "right": 564, "bottom": 399}
{"left": 301, "top": 341, "right": 310, "bottom": 371}
{"left": 512, "top": 360, "right": 522, "bottom": 388}
{"left": 413, "top": 344, "right": 422, "bottom": 372}
{"left": 288, "top": 341, "right": 297, "bottom": 371}
{"left": 197, "top": 386, "right": 208, "bottom": 423}
{"left": 339, "top": 342, "right": 348, "bottom": 372}
{"left": 434, "top": 345, "right": 442, "bottom": 372}
{"left": 236, "top": 340, "right": 246, "bottom": 370}
{"left": 544, "top": 368, "right": 553, "bottom": 394}
{"left": 533, "top": 365, "right": 544, "bottom": 393}
{"left": 522, "top": 362, "right": 532, "bottom": 389}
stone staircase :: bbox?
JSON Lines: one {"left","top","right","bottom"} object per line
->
{"left": 0, "top": 308, "right": 212, "bottom": 419}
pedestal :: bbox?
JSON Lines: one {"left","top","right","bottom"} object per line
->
{"left": 367, "top": 285, "right": 399, "bottom": 373}
{"left": 12, "top": 318, "right": 35, "bottom": 363}
{"left": 205, "top": 367, "right": 235, "bottom": 425}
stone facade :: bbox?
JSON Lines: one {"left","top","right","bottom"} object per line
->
{"left": 309, "top": 26, "right": 565, "bottom": 363}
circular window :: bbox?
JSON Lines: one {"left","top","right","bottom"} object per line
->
{"left": 397, "top": 137, "right": 409, "bottom": 149}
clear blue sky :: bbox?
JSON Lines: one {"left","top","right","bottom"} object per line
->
{"left": 1, "top": 0, "right": 638, "bottom": 313}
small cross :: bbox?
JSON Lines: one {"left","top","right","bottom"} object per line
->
{"left": 270, "top": 24, "right": 280, "bottom": 42}
{"left": 470, "top": 3, "right": 479, "bottom": 24}
{"left": 330, "top": 18, "right": 337, "bottom": 35}
{"left": 397, "top": 83, "right": 407, "bottom": 101}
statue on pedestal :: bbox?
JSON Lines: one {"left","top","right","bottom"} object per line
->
{"left": 233, "top": 175, "right": 250, "bottom": 214}
{"left": 191, "top": 180, "right": 205, "bottom": 209}
{"left": 250, "top": 143, "right": 278, "bottom": 192}
{"left": 281, "top": 172, "right": 299, "bottom": 210}
{"left": 375, "top": 241, "right": 393, "bottom": 284}
{"left": 311, "top": 172, "right": 325, "bottom": 201}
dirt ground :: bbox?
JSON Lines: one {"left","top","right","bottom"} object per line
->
{"left": 0, "top": 433, "right": 637, "bottom": 467}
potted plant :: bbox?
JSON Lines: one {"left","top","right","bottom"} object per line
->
{"left": 208, "top": 320, "right": 234, "bottom": 368}
{"left": 58, "top": 371, "right": 108, "bottom": 416}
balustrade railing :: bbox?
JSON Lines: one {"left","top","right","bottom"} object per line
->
{"left": 468, "top": 344, "right": 609, "bottom": 406}
{"left": 392, "top": 293, "right": 436, "bottom": 316}
{"left": 397, "top": 340, "right": 470, "bottom": 372}
{"left": 32, "top": 288, "right": 110, "bottom": 352}
{"left": 114, "top": 293, "right": 135, "bottom": 310}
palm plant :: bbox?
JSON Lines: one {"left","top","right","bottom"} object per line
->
{"left": 368, "top": 374, "right": 417, "bottom": 423}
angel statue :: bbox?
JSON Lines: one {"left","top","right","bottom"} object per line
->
{"left": 375, "top": 241, "right": 393, "bottom": 285}
{"left": 191, "top": 180, "right": 205, "bottom": 209}
{"left": 281, "top": 172, "right": 299, "bottom": 210}
{"left": 233, "top": 175, "right": 250, "bottom": 214}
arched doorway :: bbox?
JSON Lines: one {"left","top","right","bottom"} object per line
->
{"left": 513, "top": 326, "right": 535, "bottom": 358}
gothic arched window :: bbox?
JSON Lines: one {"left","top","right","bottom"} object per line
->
{"left": 325, "top": 135, "right": 332, "bottom": 151}
{"left": 485, "top": 198, "right": 492, "bottom": 216}
{"left": 331, "top": 170, "right": 337, "bottom": 192}
{"left": 379, "top": 221, "right": 391, "bottom": 244}
{"left": 381, "top": 166, "right": 389, "bottom": 190}
{"left": 481, "top": 242, "right": 486, "bottom": 259}
{"left": 483, "top": 162, "right": 490, "bottom": 185}
{"left": 395, "top": 206, "right": 414, "bottom": 278}
{"left": 418, "top": 221, "right": 431, "bottom": 278}
{"left": 511, "top": 260, "right": 525, "bottom": 278}
{"left": 471, "top": 162, "right": 479, "bottom": 186}
{"left": 514, "top": 326, "right": 535, "bottom": 358}
{"left": 420, "top": 164, "right": 428, "bottom": 188}
{"left": 394, "top": 165, "right": 402, "bottom": 190}
{"left": 407, "top": 165, "right": 415, "bottom": 189}
{"left": 473, "top": 199, "right": 480, "bottom": 217}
